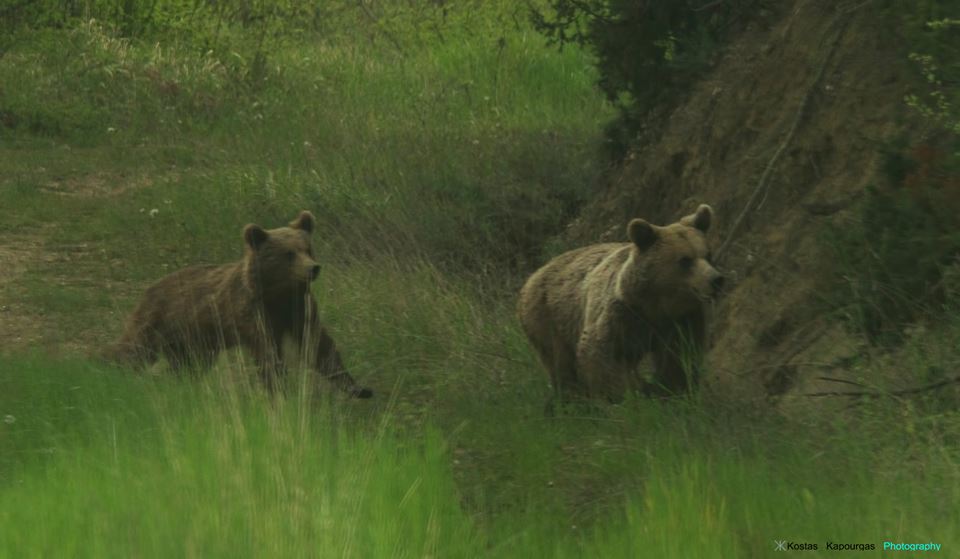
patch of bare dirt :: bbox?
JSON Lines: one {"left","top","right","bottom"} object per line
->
{"left": 0, "top": 177, "right": 148, "bottom": 357}
{"left": 567, "top": 2, "right": 915, "bottom": 402}
{"left": 0, "top": 233, "right": 49, "bottom": 351}
{"left": 39, "top": 171, "right": 157, "bottom": 197}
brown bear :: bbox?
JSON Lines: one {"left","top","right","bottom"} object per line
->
{"left": 102, "top": 210, "right": 372, "bottom": 398}
{"left": 517, "top": 204, "right": 723, "bottom": 404}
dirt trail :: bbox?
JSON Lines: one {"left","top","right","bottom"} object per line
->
{"left": 0, "top": 174, "right": 144, "bottom": 356}
{"left": 0, "top": 232, "right": 49, "bottom": 351}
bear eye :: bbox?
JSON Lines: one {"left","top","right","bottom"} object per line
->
{"left": 678, "top": 256, "right": 694, "bottom": 270}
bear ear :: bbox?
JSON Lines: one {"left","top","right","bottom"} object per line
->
{"left": 289, "top": 210, "right": 315, "bottom": 234}
{"left": 244, "top": 224, "right": 269, "bottom": 249}
{"left": 681, "top": 204, "right": 713, "bottom": 233}
{"left": 627, "top": 218, "right": 658, "bottom": 250}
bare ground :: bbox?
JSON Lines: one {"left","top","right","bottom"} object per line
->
{"left": 566, "top": 1, "right": 918, "bottom": 403}
{"left": 0, "top": 173, "right": 145, "bottom": 356}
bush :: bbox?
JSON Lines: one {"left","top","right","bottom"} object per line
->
{"left": 828, "top": 178, "right": 960, "bottom": 344}
{"left": 529, "top": 0, "right": 762, "bottom": 157}
{"left": 827, "top": 11, "right": 960, "bottom": 343}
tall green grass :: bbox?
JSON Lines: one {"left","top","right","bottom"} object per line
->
{"left": 2, "top": 355, "right": 957, "bottom": 557}
{"left": 0, "top": 16, "right": 608, "bottom": 274}
{"left": 0, "top": 356, "right": 480, "bottom": 557}
{"left": 1, "top": 4, "right": 959, "bottom": 557}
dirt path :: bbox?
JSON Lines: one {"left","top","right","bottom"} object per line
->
{"left": 0, "top": 232, "right": 50, "bottom": 351}
{"left": 0, "top": 173, "right": 146, "bottom": 357}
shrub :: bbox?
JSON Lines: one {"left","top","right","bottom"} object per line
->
{"left": 529, "top": 0, "right": 762, "bottom": 157}
{"left": 828, "top": 10, "right": 960, "bottom": 343}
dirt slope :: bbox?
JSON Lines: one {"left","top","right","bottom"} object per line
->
{"left": 567, "top": 2, "right": 914, "bottom": 400}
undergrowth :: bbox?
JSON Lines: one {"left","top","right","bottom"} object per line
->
{"left": 827, "top": 5, "right": 960, "bottom": 345}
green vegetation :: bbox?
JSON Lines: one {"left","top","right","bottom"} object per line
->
{"left": 2, "top": 355, "right": 958, "bottom": 556}
{"left": 0, "top": 11, "right": 605, "bottom": 274}
{"left": 828, "top": 3, "right": 960, "bottom": 344}
{"left": 530, "top": 0, "right": 764, "bottom": 156}
{"left": 1, "top": 1, "right": 959, "bottom": 556}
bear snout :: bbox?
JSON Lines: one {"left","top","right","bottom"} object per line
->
{"left": 710, "top": 274, "right": 725, "bottom": 295}
{"left": 309, "top": 264, "right": 321, "bottom": 281}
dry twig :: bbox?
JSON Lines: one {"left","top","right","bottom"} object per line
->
{"left": 804, "top": 375, "right": 960, "bottom": 399}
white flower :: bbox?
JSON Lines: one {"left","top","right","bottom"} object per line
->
{"left": 149, "top": 208, "right": 159, "bottom": 218}
{"left": 3, "top": 415, "right": 14, "bottom": 424}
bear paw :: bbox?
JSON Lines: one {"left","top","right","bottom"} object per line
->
{"left": 351, "top": 386, "right": 374, "bottom": 399}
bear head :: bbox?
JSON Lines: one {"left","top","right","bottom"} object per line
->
{"left": 243, "top": 210, "right": 321, "bottom": 294}
{"left": 617, "top": 204, "right": 724, "bottom": 318}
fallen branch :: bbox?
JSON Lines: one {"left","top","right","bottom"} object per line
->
{"left": 816, "top": 376, "right": 869, "bottom": 388}
{"left": 693, "top": 0, "right": 725, "bottom": 12}
{"left": 804, "top": 375, "right": 960, "bottom": 399}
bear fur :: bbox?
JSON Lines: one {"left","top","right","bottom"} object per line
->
{"left": 103, "top": 210, "right": 372, "bottom": 398}
{"left": 517, "top": 204, "right": 723, "bottom": 404}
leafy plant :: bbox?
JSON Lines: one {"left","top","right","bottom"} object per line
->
{"left": 828, "top": 11, "right": 960, "bottom": 344}
{"left": 529, "top": 0, "right": 763, "bottom": 157}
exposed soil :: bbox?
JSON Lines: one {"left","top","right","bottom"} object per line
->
{"left": 39, "top": 171, "right": 155, "bottom": 198}
{"left": 0, "top": 174, "right": 142, "bottom": 356}
{"left": 0, "top": 233, "right": 48, "bottom": 350}
{"left": 567, "top": 2, "right": 916, "bottom": 401}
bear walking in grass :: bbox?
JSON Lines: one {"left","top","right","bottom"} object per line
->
{"left": 518, "top": 205, "right": 723, "bottom": 404}
{"left": 103, "top": 210, "right": 372, "bottom": 398}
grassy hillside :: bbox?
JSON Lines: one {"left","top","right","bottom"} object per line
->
{"left": 1, "top": 2, "right": 958, "bottom": 556}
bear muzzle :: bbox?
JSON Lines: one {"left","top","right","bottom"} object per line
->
{"left": 710, "top": 274, "right": 725, "bottom": 296}
{"left": 691, "top": 268, "right": 725, "bottom": 302}
{"left": 309, "top": 264, "right": 321, "bottom": 281}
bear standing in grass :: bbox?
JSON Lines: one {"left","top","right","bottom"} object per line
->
{"left": 103, "top": 210, "right": 372, "bottom": 398}
{"left": 518, "top": 205, "right": 723, "bottom": 404}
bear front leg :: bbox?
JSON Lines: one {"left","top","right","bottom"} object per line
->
{"left": 101, "top": 340, "right": 158, "bottom": 371}
{"left": 647, "top": 313, "right": 706, "bottom": 396}
{"left": 576, "top": 331, "right": 634, "bottom": 403}
{"left": 648, "top": 346, "right": 699, "bottom": 396}
{"left": 245, "top": 330, "right": 286, "bottom": 392}
{"left": 301, "top": 297, "right": 372, "bottom": 399}
{"left": 101, "top": 321, "right": 160, "bottom": 371}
